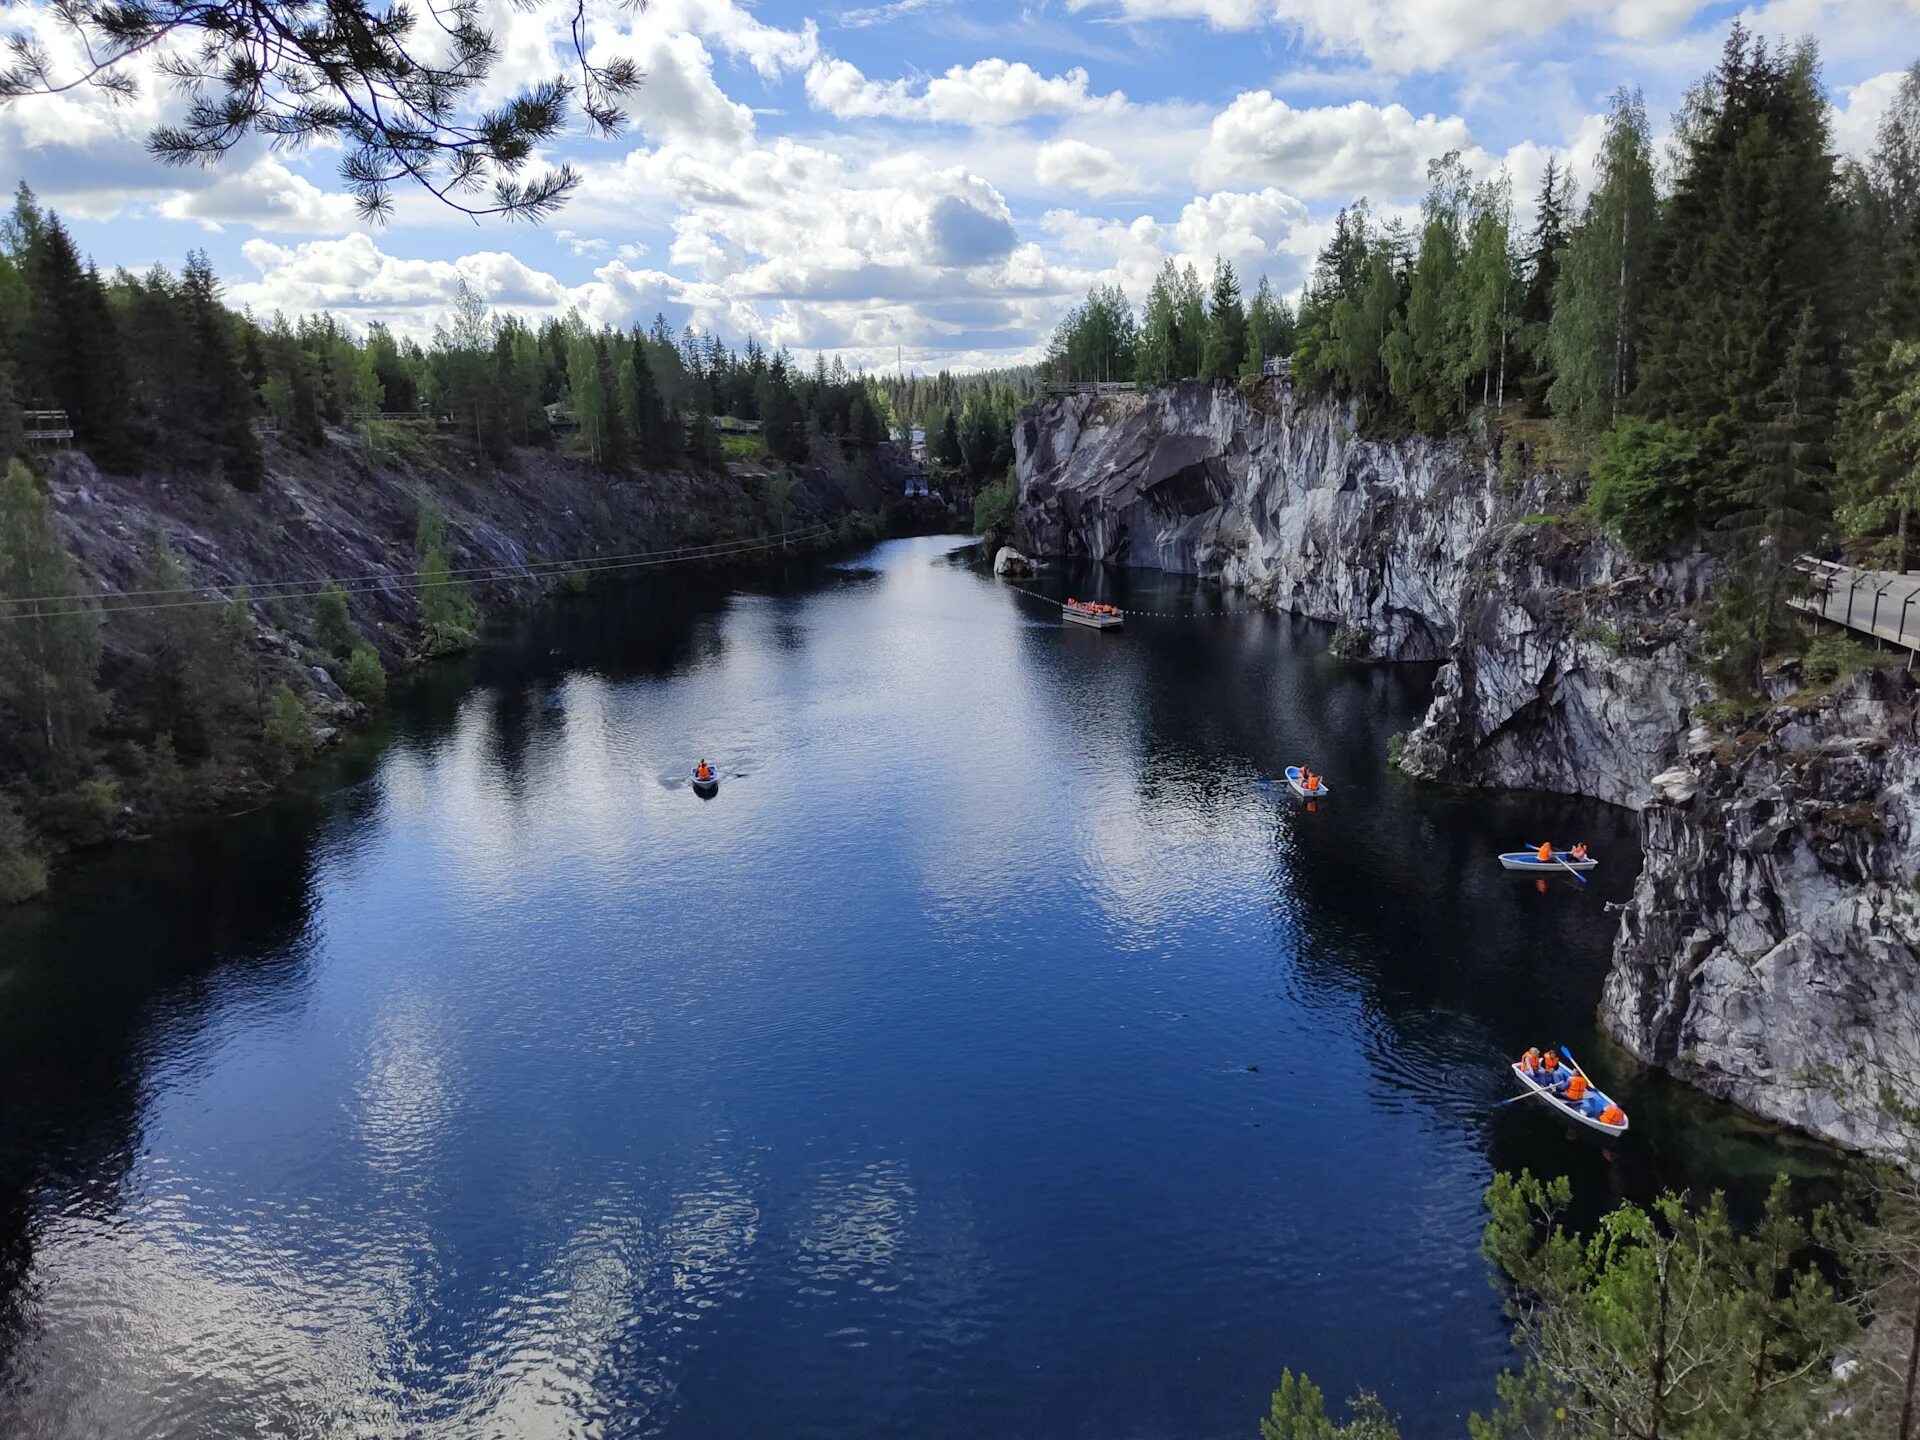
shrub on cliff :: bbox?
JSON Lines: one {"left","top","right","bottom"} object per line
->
{"left": 314, "top": 583, "right": 360, "bottom": 659}
{"left": 0, "top": 795, "right": 46, "bottom": 904}
{"left": 415, "top": 502, "right": 477, "bottom": 657}
{"left": 261, "top": 684, "right": 313, "bottom": 776}
{"left": 1586, "top": 419, "right": 1701, "bottom": 557}
{"left": 342, "top": 645, "right": 386, "bottom": 707}
{"left": 974, "top": 472, "right": 1016, "bottom": 541}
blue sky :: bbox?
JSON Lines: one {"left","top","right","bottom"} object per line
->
{"left": 1, "top": 0, "right": 1915, "bottom": 370}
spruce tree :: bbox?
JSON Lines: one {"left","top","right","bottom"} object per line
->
{"left": 1517, "top": 159, "right": 1570, "bottom": 415}
{"left": 1200, "top": 258, "right": 1247, "bottom": 381}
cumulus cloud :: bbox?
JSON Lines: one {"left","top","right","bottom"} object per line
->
{"left": 154, "top": 159, "right": 361, "bottom": 234}
{"left": 1034, "top": 139, "right": 1139, "bottom": 195}
{"left": 1831, "top": 67, "right": 1913, "bottom": 159}
{"left": 1194, "top": 92, "right": 1481, "bottom": 198}
{"left": 805, "top": 56, "right": 1127, "bottom": 124}
{"left": 1172, "top": 188, "right": 1311, "bottom": 265}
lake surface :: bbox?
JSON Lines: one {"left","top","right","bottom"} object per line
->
{"left": 0, "top": 536, "right": 1831, "bottom": 1439}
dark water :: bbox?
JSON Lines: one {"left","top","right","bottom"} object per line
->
{"left": 0, "top": 536, "right": 1836, "bottom": 1440}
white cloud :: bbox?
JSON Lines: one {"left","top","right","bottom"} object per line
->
{"left": 805, "top": 56, "right": 1128, "bottom": 124}
{"left": 1172, "top": 188, "right": 1312, "bottom": 265}
{"left": 1831, "top": 67, "right": 1913, "bottom": 159}
{"left": 1034, "top": 139, "right": 1139, "bottom": 195}
{"left": 1060, "top": 0, "right": 1716, "bottom": 71}
{"left": 621, "top": 30, "right": 758, "bottom": 150}
{"left": 155, "top": 159, "right": 361, "bottom": 234}
{"left": 1194, "top": 92, "right": 1482, "bottom": 198}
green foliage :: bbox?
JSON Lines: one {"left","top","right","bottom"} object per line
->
{"left": 1201, "top": 258, "right": 1248, "bottom": 381}
{"left": 342, "top": 644, "right": 386, "bottom": 706}
{"left": 1586, "top": 418, "right": 1702, "bottom": 557}
{"left": 37, "top": 775, "right": 119, "bottom": 845}
{"left": 314, "top": 581, "right": 359, "bottom": 659}
{"left": 973, "top": 471, "right": 1017, "bottom": 539}
{"left": 1477, "top": 1170, "right": 1852, "bottom": 1440}
{"left": 1548, "top": 90, "right": 1659, "bottom": 438}
{"left": 415, "top": 501, "right": 477, "bottom": 657}
{"left": 0, "top": 458, "right": 104, "bottom": 778}
{"left": 1799, "top": 633, "right": 1885, "bottom": 687}
{"left": 261, "top": 683, "right": 312, "bottom": 775}
{"left": 1385, "top": 730, "right": 1406, "bottom": 766}
{"left": 1260, "top": 1371, "right": 1399, "bottom": 1440}
{"left": 1048, "top": 283, "right": 1138, "bottom": 382}
{"left": 0, "top": 793, "right": 46, "bottom": 904}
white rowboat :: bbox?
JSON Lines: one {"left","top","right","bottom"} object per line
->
{"left": 1498, "top": 851, "right": 1596, "bottom": 872}
{"left": 1509, "top": 1060, "right": 1629, "bottom": 1136}
{"left": 693, "top": 770, "right": 719, "bottom": 795}
{"left": 1284, "top": 765, "right": 1329, "bottom": 799}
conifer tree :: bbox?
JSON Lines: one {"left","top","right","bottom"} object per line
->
{"left": 1200, "top": 258, "right": 1248, "bottom": 381}
{"left": 1517, "top": 158, "right": 1572, "bottom": 414}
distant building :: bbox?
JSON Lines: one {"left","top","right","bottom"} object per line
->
{"left": 1262, "top": 355, "right": 1293, "bottom": 380}
{"left": 909, "top": 426, "right": 927, "bottom": 462}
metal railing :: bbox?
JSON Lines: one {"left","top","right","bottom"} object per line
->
{"left": 1794, "top": 557, "right": 1920, "bottom": 650}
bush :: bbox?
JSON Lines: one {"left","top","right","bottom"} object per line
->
{"left": 1386, "top": 730, "right": 1406, "bottom": 766}
{"left": 262, "top": 683, "right": 313, "bottom": 775}
{"left": 145, "top": 732, "right": 187, "bottom": 807}
{"left": 1801, "top": 633, "right": 1880, "bottom": 686}
{"left": 1587, "top": 418, "right": 1703, "bottom": 558}
{"left": 314, "top": 582, "right": 359, "bottom": 658}
{"left": 37, "top": 777, "right": 120, "bottom": 846}
{"left": 342, "top": 645, "right": 386, "bottom": 706}
{"left": 0, "top": 796, "right": 47, "bottom": 904}
{"left": 973, "top": 471, "right": 1017, "bottom": 539}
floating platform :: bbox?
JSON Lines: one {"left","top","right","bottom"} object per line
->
{"left": 1063, "top": 603, "right": 1122, "bottom": 630}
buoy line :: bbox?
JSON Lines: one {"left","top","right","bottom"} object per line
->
{"left": 998, "top": 579, "right": 1270, "bottom": 620}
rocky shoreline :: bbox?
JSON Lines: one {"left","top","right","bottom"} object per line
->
{"left": 7, "top": 430, "right": 909, "bottom": 892}
{"left": 1014, "top": 379, "right": 1919, "bottom": 1161}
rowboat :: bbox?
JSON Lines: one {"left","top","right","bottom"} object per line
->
{"left": 1498, "top": 850, "right": 1596, "bottom": 872}
{"left": 1284, "top": 765, "right": 1329, "bottom": 799}
{"left": 1063, "top": 602, "right": 1122, "bottom": 630}
{"left": 1509, "top": 1058, "right": 1629, "bottom": 1136}
{"left": 692, "top": 769, "right": 719, "bottom": 795}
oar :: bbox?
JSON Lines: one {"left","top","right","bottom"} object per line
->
{"left": 1558, "top": 1046, "right": 1590, "bottom": 1081}
{"left": 1530, "top": 842, "right": 1588, "bottom": 887}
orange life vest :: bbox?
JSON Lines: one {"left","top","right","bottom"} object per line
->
{"left": 1599, "top": 1105, "right": 1624, "bottom": 1126}
{"left": 1566, "top": 1075, "right": 1588, "bottom": 1100}
{"left": 1537, "top": 843, "right": 1553, "bottom": 862}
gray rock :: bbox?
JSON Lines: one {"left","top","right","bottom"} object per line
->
{"left": 1016, "top": 383, "right": 1707, "bottom": 808}
{"left": 1650, "top": 767, "right": 1701, "bottom": 804}
{"left": 993, "top": 546, "right": 1034, "bottom": 577}
{"left": 1601, "top": 669, "right": 1920, "bottom": 1164}
{"left": 308, "top": 665, "right": 345, "bottom": 698}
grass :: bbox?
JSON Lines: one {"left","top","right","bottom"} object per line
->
{"left": 719, "top": 433, "right": 767, "bottom": 460}
{"left": 1519, "top": 512, "right": 1562, "bottom": 526}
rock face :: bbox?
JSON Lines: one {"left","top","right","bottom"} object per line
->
{"left": 1017, "top": 381, "right": 1490, "bottom": 660}
{"left": 1015, "top": 381, "right": 1703, "bottom": 807}
{"left": 993, "top": 546, "right": 1034, "bottom": 577}
{"left": 1395, "top": 526, "right": 1713, "bottom": 809}
{"left": 1602, "top": 669, "right": 1920, "bottom": 1162}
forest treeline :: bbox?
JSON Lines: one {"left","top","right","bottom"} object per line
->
{"left": 0, "top": 181, "right": 1030, "bottom": 489}
{"left": 1049, "top": 29, "right": 1920, "bottom": 694}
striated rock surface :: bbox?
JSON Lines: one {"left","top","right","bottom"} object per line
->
{"left": 993, "top": 546, "right": 1034, "bottom": 577}
{"left": 1016, "top": 381, "right": 1704, "bottom": 807}
{"left": 1017, "top": 381, "right": 1495, "bottom": 660}
{"left": 1395, "top": 525, "right": 1713, "bottom": 809}
{"left": 1601, "top": 669, "right": 1920, "bottom": 1162}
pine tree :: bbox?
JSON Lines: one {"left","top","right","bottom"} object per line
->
{"left": 0, "top": 459, "right": 103, "bottom": 776}
{"left": 1244, "top": 277, "right": 1294, "bottom": 378}
{"left": 180, "top": 252, "right": 264, "bottom": 489}
{"left": 1201, "top": 258, "right": 1248, "bottom": 381}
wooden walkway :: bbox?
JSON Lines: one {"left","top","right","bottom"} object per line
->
{"left": 1794, "top": 558, "right": 1920, "bottom": 654}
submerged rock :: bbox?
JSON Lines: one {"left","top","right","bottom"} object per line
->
{"left": 993, "top": 546, "right": 1034, "bottom": 577}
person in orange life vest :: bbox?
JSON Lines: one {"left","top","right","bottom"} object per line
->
{"left": 1572, "top": 843, "right": 1589, "bottom": 862}
{"left": 1536, "top": 841, "right": 1554, "bottom": 862}
{"left": 1538, "top": 1052, "right": 1561, "bottom": 1087}
{"left": 1304, "top": 770, "right": 1320, "bottom": 792}
{"left": 1598, "top": 1103, "right": 1625, "bottom": 1126}
{"left": 1520, "top": 1047, "right": 1544, "bottom": 1074}
{"left": 1564, "top": 1073, "right": 1589, "bottom": 1102}
{"left": 697, "top": 760, "right": 712, "bottom": 781}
